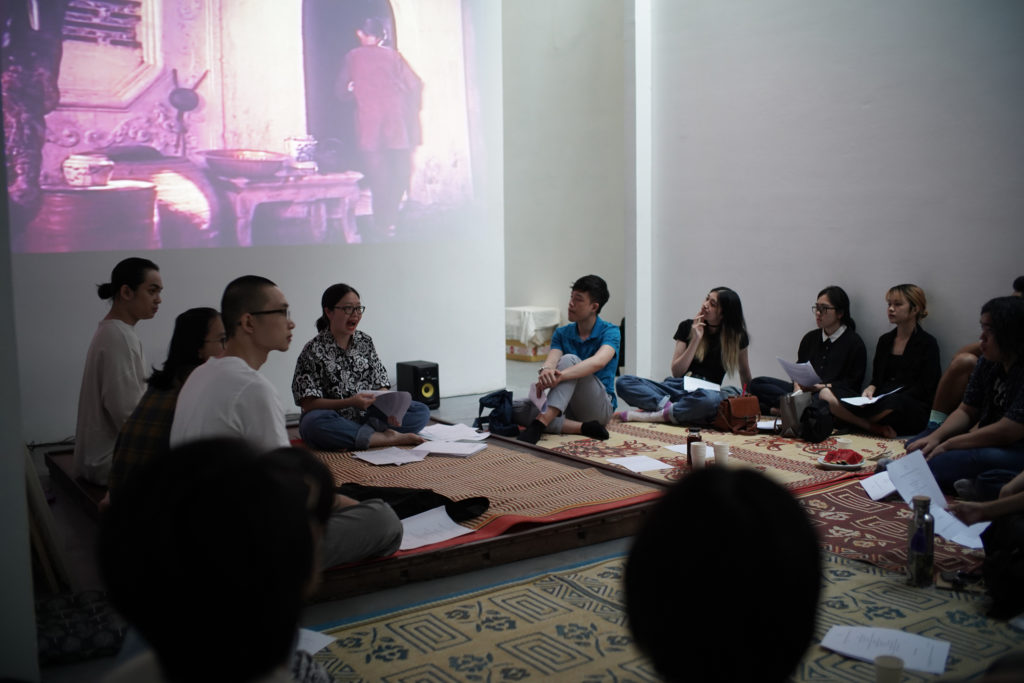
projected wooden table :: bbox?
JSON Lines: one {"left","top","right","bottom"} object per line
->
{"left": 215, "top": 171, "right": 363, "bottom": 246}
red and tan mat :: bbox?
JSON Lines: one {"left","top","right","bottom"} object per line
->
{"left": 536, "top": 420, "right": 904, "bottom": 495}
{"left": 313, "top": 443, "right": 663, "bottom": 556}
{"left": 797, "top": 477, "right": 985, "bottom": 574}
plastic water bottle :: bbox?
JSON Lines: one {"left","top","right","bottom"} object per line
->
{"left": 906, "top": 495, "right": 934, "bottom": 587}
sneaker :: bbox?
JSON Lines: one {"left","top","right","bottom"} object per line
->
{"left": 954, "top": 478, "right": 978, "bottom": 500}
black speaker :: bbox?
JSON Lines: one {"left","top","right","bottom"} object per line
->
{"left": 396, "top": 360, "right": 440, "bottom": 409}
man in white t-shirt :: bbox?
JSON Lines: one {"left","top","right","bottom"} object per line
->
{"left": 171, "top": 276, "right": 295, "bottom": 451}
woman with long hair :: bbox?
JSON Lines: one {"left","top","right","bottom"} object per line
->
{"left": 74, "top": 257, "right": 162, "bottom": 485}
{"left": 107, "top": 307, "right": 224, "bottom": 497}
{"left": 292, "top": 283, "right": 429, "bottom": 450}
{"left": 749, "top": 285, "right": 867, "bottom": 414}
{"left": 616, "top": 286, "right": 753, "bottom": 425}
{"left": 819, "top": 284, "right": 940, "bottom": 437}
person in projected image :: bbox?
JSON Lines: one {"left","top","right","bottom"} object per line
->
{"left": 514, "top": 275, "right": 620, "bottom": 444}
{"left": 292, "top": 283, "right": 429, "bottom": 451}
{"left": 337, "top": 16, "right": 422, "bottom": 240}
{"left": 170, "top": 276, "right": 295, "bottom": 452}
{"left": 748, "top": 285, "right": 867, "bottom": 415}
{"left": 74, "top": 257, "right": 163, "bottom": 485}
{"left": 105, "top": 307, "right": 225, "bottom": 504}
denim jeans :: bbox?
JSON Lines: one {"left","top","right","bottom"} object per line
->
{"left": 299, "top": 400, "right": 431, "bottom": 450}
{"left": 748, "top": 376, "right": 794, "bottom": 414}
{"left": 616, "top": 375, "right": 739, "bottom": 425}
{"left": 908, "top": 425, "right": 1024, "bottom": 495}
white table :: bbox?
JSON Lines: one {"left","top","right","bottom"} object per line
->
{"left": 505, "top": 306, "right": 561, "bottom": 346}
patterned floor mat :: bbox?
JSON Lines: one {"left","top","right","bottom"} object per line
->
{"left": 541, "top": 420, "right": 903, "bottom": 494}
{"left": 312, "top": 553, "right": 1023, "bottom": 682}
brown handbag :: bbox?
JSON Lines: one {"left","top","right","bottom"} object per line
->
{"left": 711, "top": 394, "right": 760, "bottom": 435}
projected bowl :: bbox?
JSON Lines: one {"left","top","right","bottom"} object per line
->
{"left": 203, "top": 149, "right": 288, "bottom": 179}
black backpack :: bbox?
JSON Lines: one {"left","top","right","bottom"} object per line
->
{"left": 800, "top": 396, "right": 834, "bottom": 443}
{"left": 472, "top": 389, "right": 519, "bottom": 437}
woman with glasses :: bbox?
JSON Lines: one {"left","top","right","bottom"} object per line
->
{"left": 749, "top": 285, "right": 867, "bottom": 415}
{"left": 615, "top": 287, "right": 752, "bottom": 425}
{"left": 74, "top": 257, "right": 163, "bottom": 485}
{"left": 292, "top": 283, "right": 429, "bottom": 450}
{"left": 106, "top": 307, "right": 224, "bottom": 501}
{"left": 818, "top": 284, "right": 940, "bottom": 438}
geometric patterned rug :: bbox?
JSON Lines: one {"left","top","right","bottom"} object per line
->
{"left": 312, "top": 553, "right": 1024, "bottom": 682}
{"left": 798, "top": 478, "right": 986, "bottom": 575}
{"left": 542, "top": 420, "right": 905, "bottom": 494}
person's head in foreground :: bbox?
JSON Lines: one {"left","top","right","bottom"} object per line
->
{"left": 99, "top": 438, "right": 317, "bottom": 683}
{"left": 625, "top": 467, "right": 822, "bottom": 683}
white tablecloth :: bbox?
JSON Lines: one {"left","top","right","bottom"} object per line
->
{"left": 505, "top": 306, "right": 561, "bottom": 346}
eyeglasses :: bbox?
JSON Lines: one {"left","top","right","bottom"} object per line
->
{"left": 250, "top": 307, "right": 291, "bottom": 320}
{"left": 205, "top": 335, "right": 227, "bottom": 348}
{"left": 333, "top": 305, "right": 366, "bottom": 316}
{"left": 811, "top": 304, "right": 836, "bottom": 314}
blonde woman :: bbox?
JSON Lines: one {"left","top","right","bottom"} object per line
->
{"left": 819, "top": 284, "right": 940, "bottom": 437}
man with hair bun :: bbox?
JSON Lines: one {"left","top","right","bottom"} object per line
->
{"left": 74, "top": 257, "right": 162, "bottom": 484}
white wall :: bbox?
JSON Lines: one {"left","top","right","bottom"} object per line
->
{"left": 11, "top": 2, "right": 505, "bottom": 443}
{"left": 502, "top": 0, "right": 628, "bottom": 327}
{"left": 646, "top": 0, "right": 1024, "bottom": 384}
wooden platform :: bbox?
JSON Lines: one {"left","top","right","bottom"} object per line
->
{"left": 44, "top": 449, "right": 106, "bottom": 521}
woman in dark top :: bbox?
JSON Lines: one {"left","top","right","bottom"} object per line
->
{"left": 616, "top": 287, "right": 752, "bottom": 425}
{"left": 820, "top": 284, "right": 940, "bottom": 437}
{"left": 749, "top": 285, "right": 867, "bottom": 413}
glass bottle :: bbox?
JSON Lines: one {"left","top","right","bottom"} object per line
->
{"left": 686, "top": 429, "right": 702, "bottom": 467}
{"left": 906, "top": 495, "right": 934, "bottom": 587}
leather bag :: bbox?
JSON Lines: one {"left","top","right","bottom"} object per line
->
{"left": 711, "top": 394, "right": 760, "bottom": 435}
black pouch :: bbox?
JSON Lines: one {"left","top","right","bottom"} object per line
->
{"left": 472, "top": 388, "right": 519, "bottom": 437}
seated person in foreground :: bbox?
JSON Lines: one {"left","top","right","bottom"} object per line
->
{"left": 818, "top": 284, "right": 939, "bottom": 438}
{"left": 516, "top": 275, "right": 620, "bottom": 444}
{"left": 749, "top": 285, "right": 866, "bottom": 414}
{"left": 625, "top": 467, "right": 821, "bottom": 682}
{"left": 616, "top": 286, "right": 752, "bottom": 424}
{"left": 926, "top": 276, "right": 1023, "bottom": 429}
{"left": 171, "top": 276, "right": 295, "bottom": 451}
{"left": 99, "top": 439, "right": 331, "bottom": 683}
{"left": 265, "top": 446, "right": 402, "bottom": 568}
{"left": 293, "top": 283, "right": 428, "bottom": 451}
{"left": 907, "top": 296, "right": 1024, "bottom": 500}
{"left": 106, "top": 307, "right": 224, "bottom": 501}
{"left": 74, "top": 257, "right": 163, "bottom": 485}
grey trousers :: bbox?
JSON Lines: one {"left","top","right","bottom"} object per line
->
{"left": 321, "top": 498, "right": 403, "bottom": 568}
{"left": 513, "top": 354, "right": 613, "bottom": 434}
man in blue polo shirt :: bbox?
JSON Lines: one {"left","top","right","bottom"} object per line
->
{"left": 518, "top": 275, "right": 620, "bottom": 444}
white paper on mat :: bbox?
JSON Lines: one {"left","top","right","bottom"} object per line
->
{"left": 861, "top": 471, "right": 897, "bottom": 500}
{"left": 884, "top": 450, "right": 947, "bottom": 508}
{"left": 411, "top": 441, "right": 487, "bottom": 457}
{"left": 757, "top": 419, "right": 778, "bottom": 431}
{"left": 353, "top": 447, "right": 425, "bottom": 466}
{"left": 400, "top": 506, "right": 474, "bottom": 550}
{"left": 682, "top": 376, "right": 721, "bottom": 392}
{"left": 608, "top": 455, "right": 672, "bottom": 473}
{"left": 296, "top": 628, "right": 336, "bottom": 655}
{"left": 820, "top": 625, "right": 949, "bottom": 674}
{"left": 664, "top": 444, "right": 689, "bottom": 455}
{"left": 777, "top": 357, "right": 823, "bottom": 387}
{"left": 931, "top": 506, "right": 989, "bottom": 549}
{"left": 419, "top": 423, "right": 488, "bottom": 441}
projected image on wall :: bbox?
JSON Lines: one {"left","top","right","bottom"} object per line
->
{"left": 3, "top": 0, "right": 480, "bottom": 252}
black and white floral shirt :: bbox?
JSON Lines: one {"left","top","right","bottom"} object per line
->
{"left": 291, "top": 329, "right": 390, "bottom": 420}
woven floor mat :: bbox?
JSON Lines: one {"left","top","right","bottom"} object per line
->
{"left": 314, "top": 443, "right": 662, "bottom": 542}
{"left": 797, "top": 477, "right": 985, "bottom": 575}
{"left": 539, "top": 420, "right": 903, "bottom": 493}
{"left": 312, "top": 552, "right": 1022, "bottom": 682}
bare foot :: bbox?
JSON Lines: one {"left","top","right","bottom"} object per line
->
{"left": 368, "top": 429, "right": 426, "bottom": 448}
